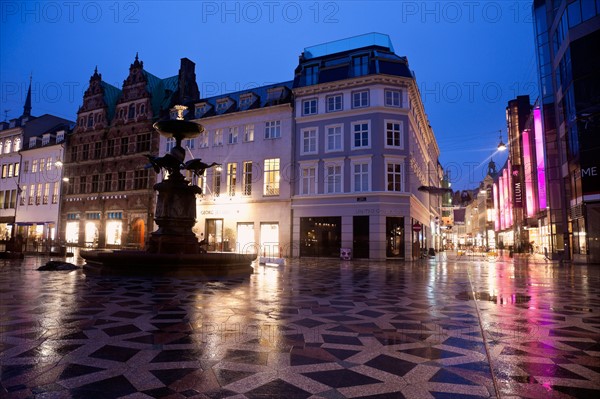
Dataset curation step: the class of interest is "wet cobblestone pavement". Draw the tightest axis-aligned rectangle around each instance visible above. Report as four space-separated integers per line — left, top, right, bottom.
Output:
1 253 599 398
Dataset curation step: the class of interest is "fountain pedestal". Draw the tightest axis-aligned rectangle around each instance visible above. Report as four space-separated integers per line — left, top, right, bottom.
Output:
148 176 202 254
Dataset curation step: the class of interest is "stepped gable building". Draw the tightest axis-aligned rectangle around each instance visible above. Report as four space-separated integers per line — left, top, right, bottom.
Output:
60 55 199 248
291 33 442 260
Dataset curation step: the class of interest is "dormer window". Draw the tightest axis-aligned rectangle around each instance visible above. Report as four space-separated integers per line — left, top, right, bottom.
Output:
304 65 319 86
13 138 21 152
170 110 178 120
29 137 37 149
56 131 64 143
42 134 50 146
216 99 230 112
4 139 12 153
267 87 289 105
352 54 369 77
239 93 257 111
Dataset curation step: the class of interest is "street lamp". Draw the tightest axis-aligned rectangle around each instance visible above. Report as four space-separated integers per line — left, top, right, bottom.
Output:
497 130 507 151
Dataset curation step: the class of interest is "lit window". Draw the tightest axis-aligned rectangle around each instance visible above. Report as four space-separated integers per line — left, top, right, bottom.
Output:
227 163 237 196
228 127 238 144
263 158 280 196
242 161 253 196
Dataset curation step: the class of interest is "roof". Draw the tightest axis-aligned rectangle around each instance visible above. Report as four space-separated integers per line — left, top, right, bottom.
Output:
294 34 413 88
192 81 293 119
99 81 122 121
21 114 73 143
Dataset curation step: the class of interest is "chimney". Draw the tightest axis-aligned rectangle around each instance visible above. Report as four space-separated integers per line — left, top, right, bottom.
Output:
178 58 200 104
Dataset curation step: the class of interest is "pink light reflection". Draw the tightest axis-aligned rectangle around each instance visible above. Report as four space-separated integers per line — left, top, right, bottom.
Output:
534 108 547 209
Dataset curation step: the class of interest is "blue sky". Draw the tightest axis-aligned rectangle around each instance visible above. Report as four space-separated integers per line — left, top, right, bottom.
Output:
0 1 536 189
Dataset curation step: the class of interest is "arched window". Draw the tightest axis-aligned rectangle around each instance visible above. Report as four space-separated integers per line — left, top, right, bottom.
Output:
4 139 12 154
87 115 93 127
119 108 124 119
13 138 21 152
128 104 135 120
140 104 145 114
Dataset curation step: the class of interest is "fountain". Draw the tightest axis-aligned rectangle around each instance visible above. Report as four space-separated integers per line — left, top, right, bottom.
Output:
81 118 255 277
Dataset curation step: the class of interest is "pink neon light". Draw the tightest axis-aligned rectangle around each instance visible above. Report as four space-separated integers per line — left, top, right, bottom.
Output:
522 129 536 217
534 108 547 209
493 183 500 231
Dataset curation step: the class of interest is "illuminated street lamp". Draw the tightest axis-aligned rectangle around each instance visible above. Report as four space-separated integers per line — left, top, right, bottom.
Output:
497 130 507 151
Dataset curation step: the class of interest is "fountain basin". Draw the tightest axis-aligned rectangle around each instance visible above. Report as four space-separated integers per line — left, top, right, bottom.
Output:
81 250 256 278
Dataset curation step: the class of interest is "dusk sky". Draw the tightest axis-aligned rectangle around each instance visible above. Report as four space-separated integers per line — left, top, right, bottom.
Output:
0 1 536 190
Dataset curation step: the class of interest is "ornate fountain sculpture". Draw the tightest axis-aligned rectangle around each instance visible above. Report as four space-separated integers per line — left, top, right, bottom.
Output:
81 113 254 277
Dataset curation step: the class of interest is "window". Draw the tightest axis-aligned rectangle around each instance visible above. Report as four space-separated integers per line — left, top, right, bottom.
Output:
7 163 13 178
325 163 342 194
352 121 370 149
87 115 93 127
385 120 404 148
326 125 343 152
300 165 317 195
228 127 238 144
265 121 281 139
29 185 34 205
107 139 115 157
184 138 195 149
352 90 369 108
29 137 37 149
4 139 12 153
227 163 237 196
82 144 90 159
326 94 343 112
52 183 59 204
385 89 402 107
43 183 49 204
94 142 102 158
91 175 99 192
36 183 42 204
136 133 151 152
14 162 20 177
56 132 64 143
213 169 221 197
121 137 129 155
166 137 175 152
302 99 317 116
70 146 78 162
117 172 126 191
128 104 136 120
32 159 38 173
104 173 112 192
23 161 29 173
79 176 87 194
263 158 280 196
140 104 145 114
42 134 50 146
242 161 253 196
39 158 46 173
199 132 209 148
301 128 318 155
352 54 369 76
243 124 254 142
1 165 6 178
352 161 369 192
214 129 223 146
20 185 27 205
13 138 21 152
46 157 52 171
305 64 319 85
134 170 149 190
386 161 404 192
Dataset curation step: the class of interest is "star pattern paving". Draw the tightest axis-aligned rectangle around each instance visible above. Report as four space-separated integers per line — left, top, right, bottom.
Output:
0 254 599 398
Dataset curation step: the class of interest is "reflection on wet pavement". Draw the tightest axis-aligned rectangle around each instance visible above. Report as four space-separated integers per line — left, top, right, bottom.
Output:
0 255 598 398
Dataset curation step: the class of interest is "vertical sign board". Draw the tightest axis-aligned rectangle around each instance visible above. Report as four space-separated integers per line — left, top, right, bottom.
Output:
512 165 523 208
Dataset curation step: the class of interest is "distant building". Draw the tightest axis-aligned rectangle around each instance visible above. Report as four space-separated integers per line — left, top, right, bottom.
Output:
60 56 199 248
533 0 600 262
0 79 73 251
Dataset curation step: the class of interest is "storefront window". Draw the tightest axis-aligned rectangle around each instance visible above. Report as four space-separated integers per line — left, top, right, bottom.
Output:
106 221 122 246
300 217 341 257
66 222 79 244
386 217 404 258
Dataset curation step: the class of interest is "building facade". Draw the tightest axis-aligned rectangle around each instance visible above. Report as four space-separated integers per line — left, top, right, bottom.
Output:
291 33 442 260
60 56 199 248
533 0 600 262
174 83 294 258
